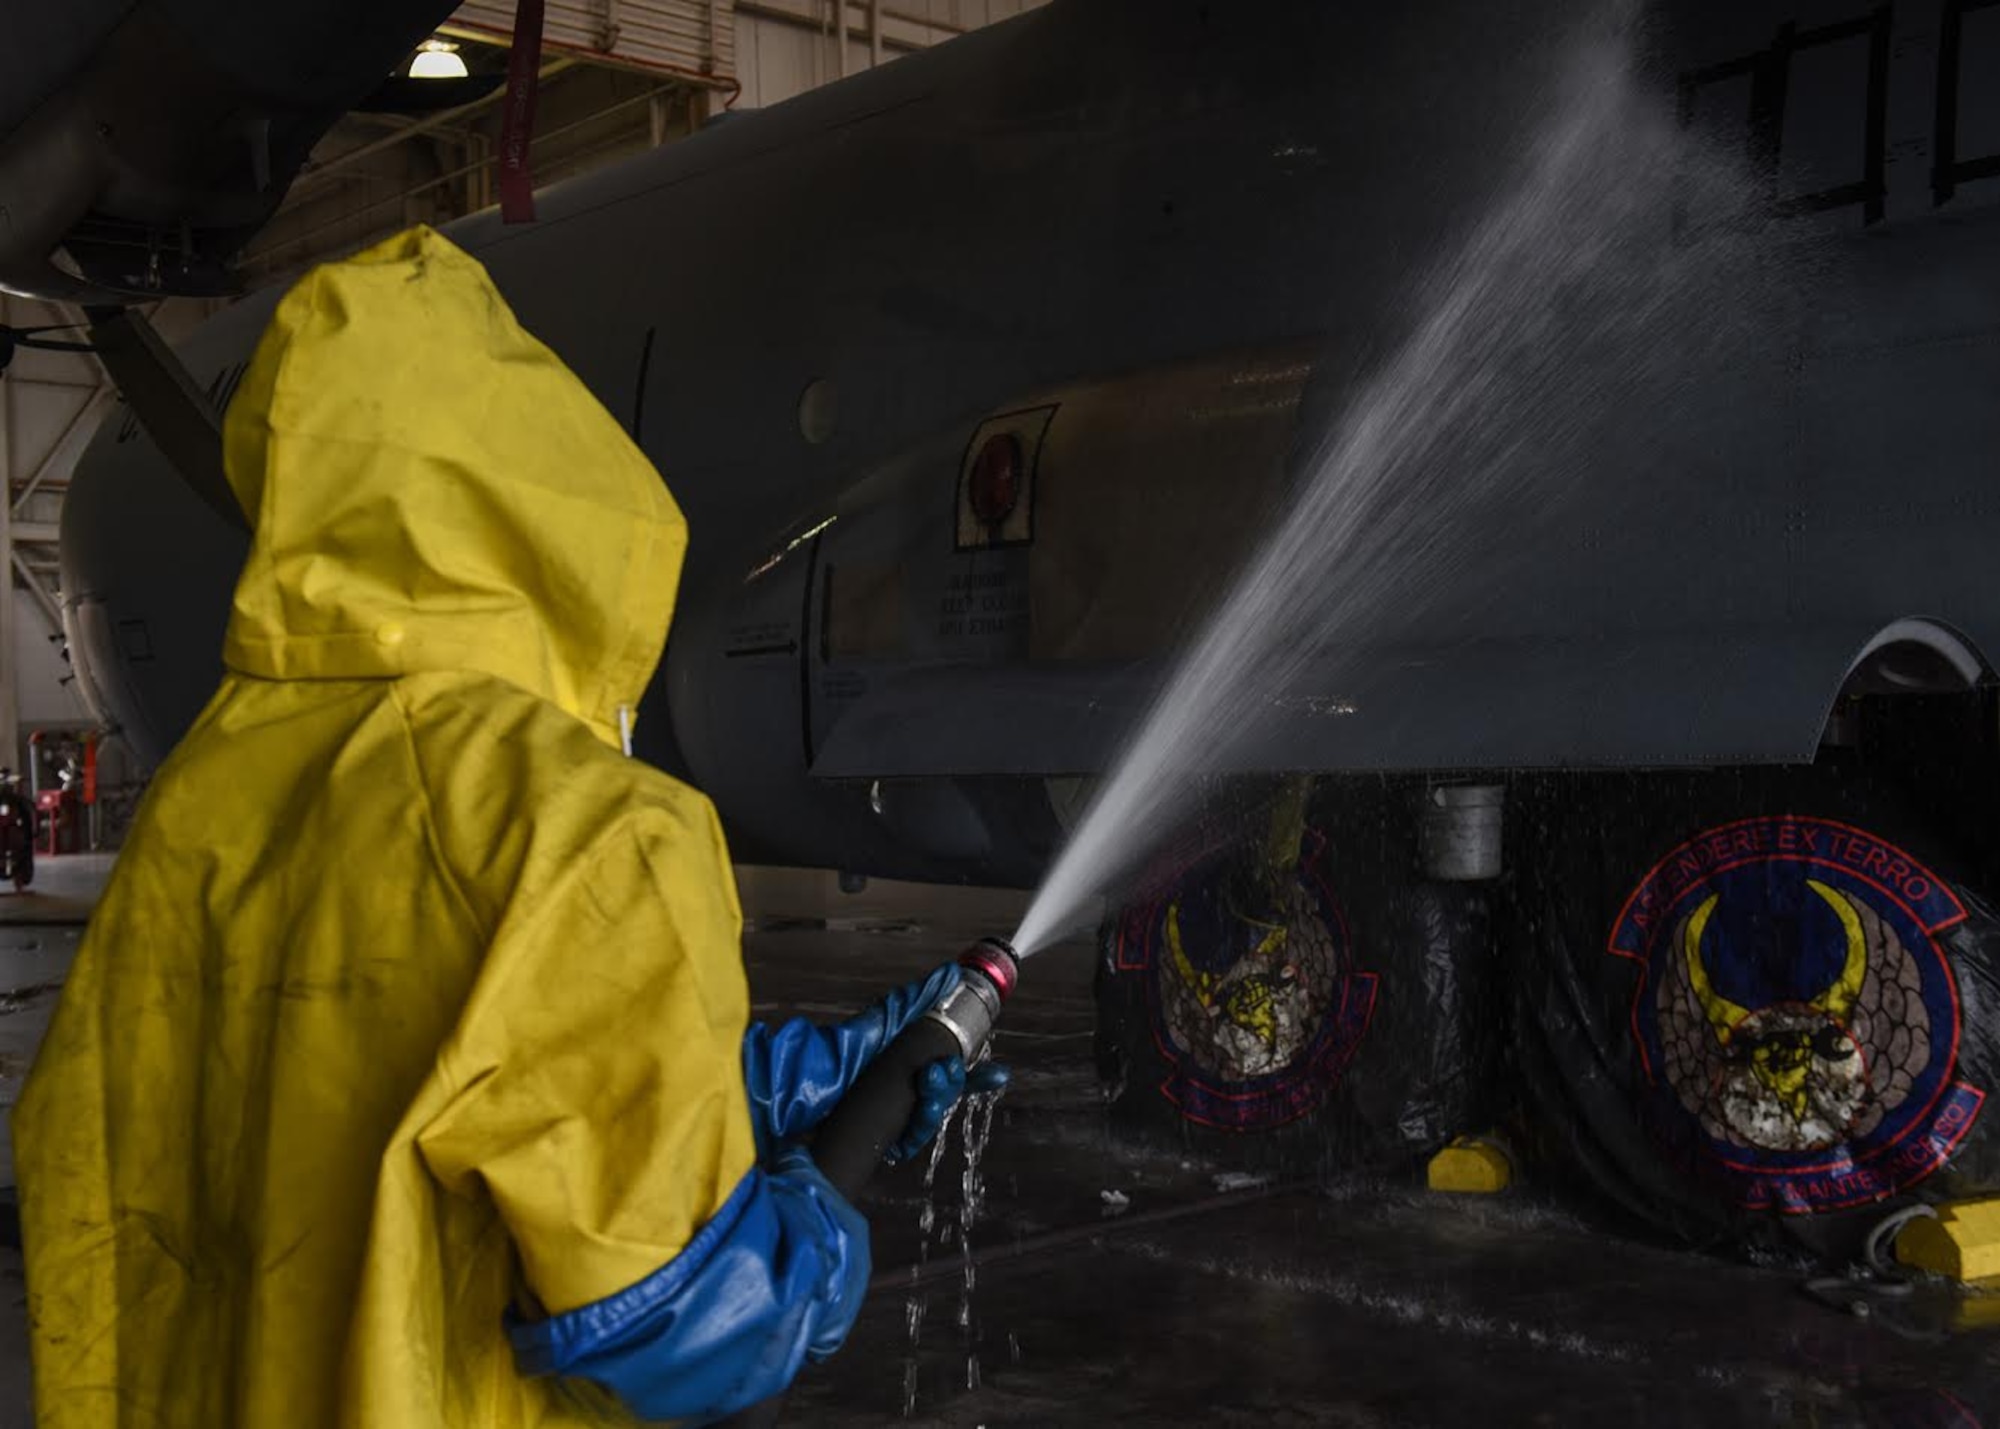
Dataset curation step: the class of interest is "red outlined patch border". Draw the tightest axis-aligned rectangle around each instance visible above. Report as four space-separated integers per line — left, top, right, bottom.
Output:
1605 815 1982 1212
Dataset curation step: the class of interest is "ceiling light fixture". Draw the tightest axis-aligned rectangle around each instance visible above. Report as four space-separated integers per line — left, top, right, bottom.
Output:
409 39 468 80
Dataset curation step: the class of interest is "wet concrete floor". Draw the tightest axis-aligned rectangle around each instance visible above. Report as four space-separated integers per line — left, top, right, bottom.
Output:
0 862 1992 1426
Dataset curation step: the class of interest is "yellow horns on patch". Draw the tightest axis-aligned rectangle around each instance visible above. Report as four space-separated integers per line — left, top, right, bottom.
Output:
1682 880 1870 1045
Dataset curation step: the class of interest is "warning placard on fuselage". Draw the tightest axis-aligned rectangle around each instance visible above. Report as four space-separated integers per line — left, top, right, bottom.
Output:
955 405 1056 551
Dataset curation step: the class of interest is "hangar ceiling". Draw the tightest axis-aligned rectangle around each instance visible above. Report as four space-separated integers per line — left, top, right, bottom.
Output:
244 0 1042 288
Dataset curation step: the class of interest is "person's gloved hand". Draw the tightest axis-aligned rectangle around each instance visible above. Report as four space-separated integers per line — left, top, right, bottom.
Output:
743 963 961 1156
884 1055 1012 1165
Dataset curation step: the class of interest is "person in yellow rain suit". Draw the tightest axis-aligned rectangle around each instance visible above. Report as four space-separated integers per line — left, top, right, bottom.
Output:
14 226 1000 1428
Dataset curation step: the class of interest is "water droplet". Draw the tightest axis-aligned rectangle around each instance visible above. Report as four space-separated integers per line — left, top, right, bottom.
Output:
923 1098 963 1194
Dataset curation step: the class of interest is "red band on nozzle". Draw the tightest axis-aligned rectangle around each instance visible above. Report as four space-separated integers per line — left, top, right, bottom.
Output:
960 937 1020 1003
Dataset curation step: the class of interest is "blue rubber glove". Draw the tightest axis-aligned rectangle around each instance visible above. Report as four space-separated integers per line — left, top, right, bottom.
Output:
742 963 961 1156
507 1145 869 1422
884 1055 1013 1164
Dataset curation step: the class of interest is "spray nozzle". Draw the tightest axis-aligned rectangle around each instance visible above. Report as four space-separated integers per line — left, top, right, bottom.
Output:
923 938 1021 1063
958 937 1020 1004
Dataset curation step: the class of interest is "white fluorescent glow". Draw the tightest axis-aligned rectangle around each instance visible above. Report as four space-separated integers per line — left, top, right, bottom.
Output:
410 43 468 80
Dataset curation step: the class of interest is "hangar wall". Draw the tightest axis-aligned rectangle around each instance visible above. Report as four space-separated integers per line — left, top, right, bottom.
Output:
0 293 218 793
734 0 1045 107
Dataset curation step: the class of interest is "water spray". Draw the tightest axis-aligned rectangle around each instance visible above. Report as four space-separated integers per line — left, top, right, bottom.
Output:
812 938 1020 1194
1008 29 1765 959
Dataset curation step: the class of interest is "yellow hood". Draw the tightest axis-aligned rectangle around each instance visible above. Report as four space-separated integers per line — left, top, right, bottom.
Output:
221 226 684 745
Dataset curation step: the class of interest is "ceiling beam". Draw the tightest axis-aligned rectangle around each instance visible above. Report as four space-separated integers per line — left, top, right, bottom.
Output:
292 57 580 196
10 552 61 634
249 83 673 270
14 387 110 516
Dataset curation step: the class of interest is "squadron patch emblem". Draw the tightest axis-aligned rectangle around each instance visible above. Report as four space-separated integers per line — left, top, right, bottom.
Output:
1609 816 1985 1214
1111 833 1377 1130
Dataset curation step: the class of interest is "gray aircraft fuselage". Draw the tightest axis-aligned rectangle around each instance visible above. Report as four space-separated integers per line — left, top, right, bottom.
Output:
58 0 2000 884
